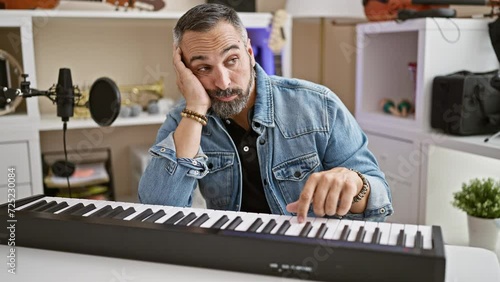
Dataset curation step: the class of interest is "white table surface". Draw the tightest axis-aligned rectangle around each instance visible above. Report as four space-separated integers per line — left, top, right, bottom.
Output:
1 244 499 282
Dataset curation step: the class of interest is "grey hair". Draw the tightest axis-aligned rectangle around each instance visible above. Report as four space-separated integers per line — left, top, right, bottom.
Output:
173 3 248 47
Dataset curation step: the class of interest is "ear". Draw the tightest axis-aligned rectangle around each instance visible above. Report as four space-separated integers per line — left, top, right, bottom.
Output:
246 38 256 67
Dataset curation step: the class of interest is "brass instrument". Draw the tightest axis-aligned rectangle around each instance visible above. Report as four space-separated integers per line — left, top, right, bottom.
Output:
74 78 164 119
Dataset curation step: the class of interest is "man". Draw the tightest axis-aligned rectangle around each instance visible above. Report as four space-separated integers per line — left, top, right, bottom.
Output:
139 3 393 223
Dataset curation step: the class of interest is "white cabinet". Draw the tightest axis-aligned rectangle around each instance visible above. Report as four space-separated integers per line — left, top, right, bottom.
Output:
0 15 43 200
365 132 420 224
356 18 499 226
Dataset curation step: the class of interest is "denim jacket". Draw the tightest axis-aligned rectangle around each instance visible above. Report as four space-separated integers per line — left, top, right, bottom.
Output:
139 64 393 221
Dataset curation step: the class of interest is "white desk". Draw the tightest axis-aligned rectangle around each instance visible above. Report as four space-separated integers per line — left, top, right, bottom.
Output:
1 245 498 282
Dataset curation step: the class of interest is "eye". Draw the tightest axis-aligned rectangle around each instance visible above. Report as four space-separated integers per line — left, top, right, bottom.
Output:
196 66 210 73
226 57 239 66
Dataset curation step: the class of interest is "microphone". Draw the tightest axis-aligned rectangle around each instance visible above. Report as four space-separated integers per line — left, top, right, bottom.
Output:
56 68 75 122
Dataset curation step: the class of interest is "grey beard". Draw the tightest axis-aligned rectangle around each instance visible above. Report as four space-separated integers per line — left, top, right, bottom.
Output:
208 66 255 119
209 90 250 119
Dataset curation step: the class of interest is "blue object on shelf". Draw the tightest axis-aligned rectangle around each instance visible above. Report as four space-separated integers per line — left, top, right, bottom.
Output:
247 27 275 76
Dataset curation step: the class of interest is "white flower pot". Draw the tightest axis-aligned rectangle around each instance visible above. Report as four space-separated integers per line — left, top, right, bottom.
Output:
467 215 500 251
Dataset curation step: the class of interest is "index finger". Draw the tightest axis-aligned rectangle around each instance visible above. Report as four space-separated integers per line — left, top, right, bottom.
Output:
297 175 318 223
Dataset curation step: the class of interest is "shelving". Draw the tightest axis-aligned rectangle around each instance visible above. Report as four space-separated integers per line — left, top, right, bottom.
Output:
356 17 499 226
356 18 498 133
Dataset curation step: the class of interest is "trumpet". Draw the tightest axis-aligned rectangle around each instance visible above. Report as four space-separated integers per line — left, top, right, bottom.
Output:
74 78 165 119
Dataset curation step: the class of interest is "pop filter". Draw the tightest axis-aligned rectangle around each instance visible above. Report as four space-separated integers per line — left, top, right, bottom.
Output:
88 77 121 127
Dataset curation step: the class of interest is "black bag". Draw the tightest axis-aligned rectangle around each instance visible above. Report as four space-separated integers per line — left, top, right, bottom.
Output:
431 70 500 136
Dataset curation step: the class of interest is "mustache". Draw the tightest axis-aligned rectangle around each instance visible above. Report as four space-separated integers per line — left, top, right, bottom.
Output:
207 88 243 98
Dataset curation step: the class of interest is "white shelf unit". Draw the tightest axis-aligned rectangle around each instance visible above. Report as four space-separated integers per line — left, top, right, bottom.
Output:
0 15 43 202
0 9 292 201
355 18 499 226
356 18 497 132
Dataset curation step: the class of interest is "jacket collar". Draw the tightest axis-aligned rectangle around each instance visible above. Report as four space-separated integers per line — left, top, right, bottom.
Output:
252 63 275 128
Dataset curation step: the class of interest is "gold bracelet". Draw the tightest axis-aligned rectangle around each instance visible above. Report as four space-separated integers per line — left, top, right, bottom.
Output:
180 111 207 126
182 108 207 123
349 168 369 203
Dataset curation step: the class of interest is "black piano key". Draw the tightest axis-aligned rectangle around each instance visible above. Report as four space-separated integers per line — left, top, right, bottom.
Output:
131 208 154 221
163 211 184 224
210 215 229 229
89 205 113 217
397 229 406 247
176 212 197 226
190 213 210 227
143 210 166 223
355 226 366 242
72 204 97 216
261 219 277 234
20 200 47 211
299 222 313 237
276 220 291 235
59 203 85 215
101 206 125 219
340 225 351 241
247 218 264 232
315 223 328 239
113 207 136 220
371 227 381 244
225 216 243 231
44 202 69 213
414 231 423 249
31 201 58 212
1 194 44 209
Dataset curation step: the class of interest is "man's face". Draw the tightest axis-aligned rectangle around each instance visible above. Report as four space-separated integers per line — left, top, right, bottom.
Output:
180 22 256 118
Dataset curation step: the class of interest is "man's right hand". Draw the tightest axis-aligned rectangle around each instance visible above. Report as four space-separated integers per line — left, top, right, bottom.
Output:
173 46 211 113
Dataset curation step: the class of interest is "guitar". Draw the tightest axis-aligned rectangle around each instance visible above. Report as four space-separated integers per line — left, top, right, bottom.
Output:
268 9 288 76
0 0 166 11
0 0 60 9
364 0 500 21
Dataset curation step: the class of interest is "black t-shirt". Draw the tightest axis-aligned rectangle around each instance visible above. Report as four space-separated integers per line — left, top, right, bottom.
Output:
223 113 271 214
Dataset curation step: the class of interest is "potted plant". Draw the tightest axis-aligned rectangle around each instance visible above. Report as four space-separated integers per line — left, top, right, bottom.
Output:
452 177 500 251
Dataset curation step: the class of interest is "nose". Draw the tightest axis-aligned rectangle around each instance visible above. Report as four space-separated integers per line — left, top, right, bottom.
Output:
213 66 231 90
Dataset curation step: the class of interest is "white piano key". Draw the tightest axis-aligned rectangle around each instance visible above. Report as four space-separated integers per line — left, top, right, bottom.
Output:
123 204 155 221
347 220 366 242
254 214 281 233
154 206 186 224
307 218 328 238
223 211 253 230
269 215 293 234
322 218 341 239
418 225 433 250
332 220 353 240
284 216 313 236
404 224 418 248
184 208 213 226
198 210 237 229
81 201 110 216
377 222 392 245
15 196 50 211
362 221 379 244
388 223 405 246
234 213 258 232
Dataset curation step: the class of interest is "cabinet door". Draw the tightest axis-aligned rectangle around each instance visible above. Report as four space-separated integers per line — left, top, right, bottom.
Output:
0 142 31 187
365 132 420 224
0 183 32 204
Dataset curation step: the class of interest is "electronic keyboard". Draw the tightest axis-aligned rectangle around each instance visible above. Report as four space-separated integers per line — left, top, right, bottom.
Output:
0 195 446 282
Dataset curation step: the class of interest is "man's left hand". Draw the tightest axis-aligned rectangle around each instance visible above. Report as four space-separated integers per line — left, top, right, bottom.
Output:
286 167 365 223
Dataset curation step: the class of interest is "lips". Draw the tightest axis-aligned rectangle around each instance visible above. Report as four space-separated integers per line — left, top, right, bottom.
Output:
216 95 238 102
